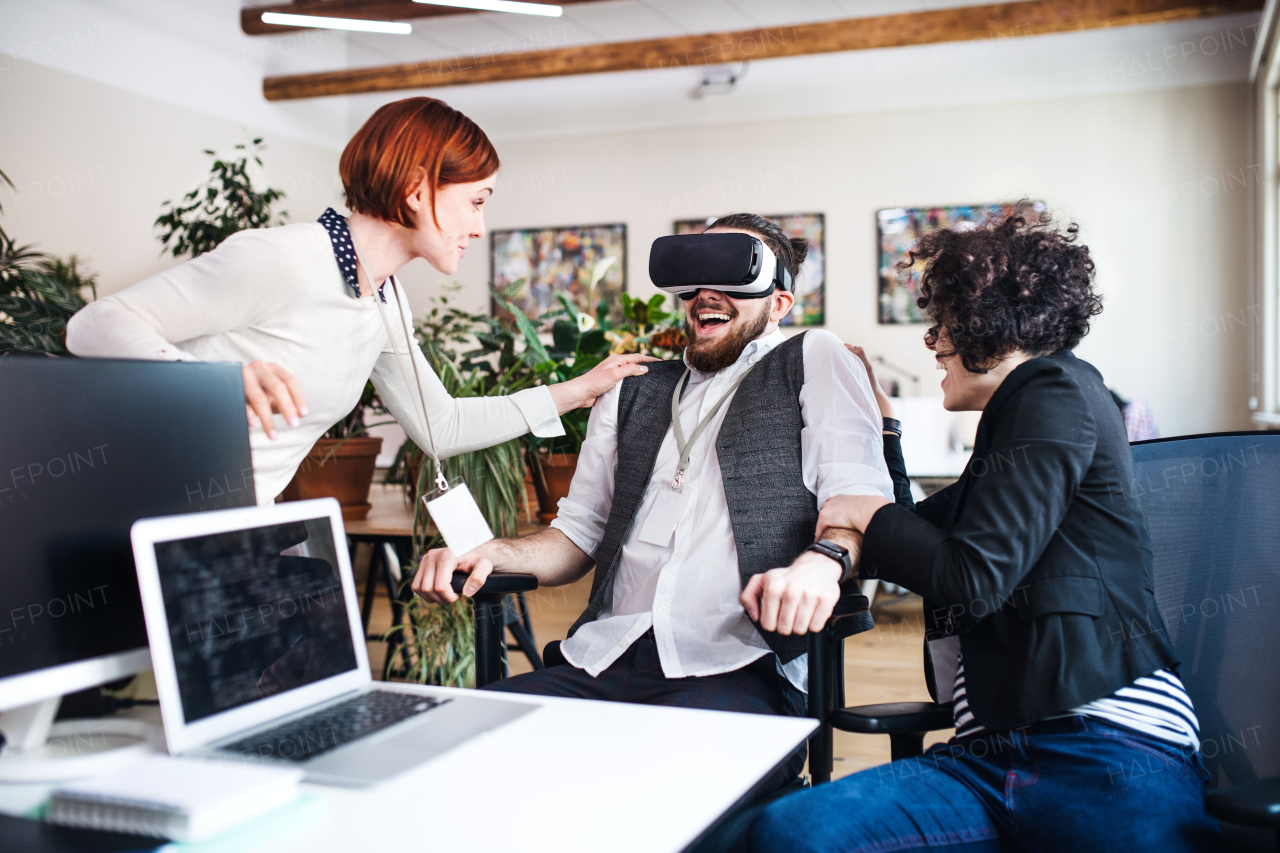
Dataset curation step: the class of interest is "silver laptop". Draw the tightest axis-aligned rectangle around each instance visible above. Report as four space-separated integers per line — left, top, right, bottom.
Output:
130 497 534 787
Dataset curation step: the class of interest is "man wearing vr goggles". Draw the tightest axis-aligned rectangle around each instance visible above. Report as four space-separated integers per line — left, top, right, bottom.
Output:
412 213 892 786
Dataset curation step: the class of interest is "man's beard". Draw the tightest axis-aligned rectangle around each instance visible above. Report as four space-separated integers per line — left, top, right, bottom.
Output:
684 299 771 373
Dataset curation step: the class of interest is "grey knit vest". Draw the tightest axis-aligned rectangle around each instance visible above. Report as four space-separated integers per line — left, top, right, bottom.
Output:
567 331 814 663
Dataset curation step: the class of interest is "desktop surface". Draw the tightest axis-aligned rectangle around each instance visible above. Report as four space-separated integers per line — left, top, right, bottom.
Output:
0 694 816 853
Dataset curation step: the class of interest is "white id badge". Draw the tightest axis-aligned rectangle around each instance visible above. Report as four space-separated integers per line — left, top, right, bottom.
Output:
636 488 691 547
423 482 494 556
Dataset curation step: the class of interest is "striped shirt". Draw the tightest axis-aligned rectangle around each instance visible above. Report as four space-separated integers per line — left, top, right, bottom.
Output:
953 656 1200 749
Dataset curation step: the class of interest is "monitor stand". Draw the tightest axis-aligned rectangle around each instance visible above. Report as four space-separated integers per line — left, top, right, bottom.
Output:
0 698 163 783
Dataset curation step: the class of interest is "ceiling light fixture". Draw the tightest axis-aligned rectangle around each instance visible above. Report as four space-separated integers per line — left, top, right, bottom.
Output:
411 0 563 18
692 64 748 100
260 12 413 34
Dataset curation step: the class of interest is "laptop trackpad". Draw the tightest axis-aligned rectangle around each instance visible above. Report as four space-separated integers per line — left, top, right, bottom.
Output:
303 694 536 786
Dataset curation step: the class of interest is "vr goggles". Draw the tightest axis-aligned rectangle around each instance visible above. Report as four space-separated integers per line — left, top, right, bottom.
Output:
649 233 794 300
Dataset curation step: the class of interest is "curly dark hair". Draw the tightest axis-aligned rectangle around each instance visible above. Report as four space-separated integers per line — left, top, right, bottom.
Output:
903 209 1102 373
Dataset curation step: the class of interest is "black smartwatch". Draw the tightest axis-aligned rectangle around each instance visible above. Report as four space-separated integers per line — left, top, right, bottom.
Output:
806 539 854 583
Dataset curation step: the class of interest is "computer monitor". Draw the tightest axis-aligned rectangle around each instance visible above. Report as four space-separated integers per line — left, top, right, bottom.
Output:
0 358 255 759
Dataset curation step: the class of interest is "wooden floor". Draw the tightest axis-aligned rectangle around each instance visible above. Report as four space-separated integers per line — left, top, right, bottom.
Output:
363 564 952 780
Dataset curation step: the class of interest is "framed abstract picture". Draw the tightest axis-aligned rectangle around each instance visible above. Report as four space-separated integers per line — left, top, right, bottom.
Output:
490 223 627 325
674 213 825 327
877 201 1045 324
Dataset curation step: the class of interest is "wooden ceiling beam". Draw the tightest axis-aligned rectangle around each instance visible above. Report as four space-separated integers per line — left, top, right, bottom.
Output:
262 0 1263 100
242 0 593 36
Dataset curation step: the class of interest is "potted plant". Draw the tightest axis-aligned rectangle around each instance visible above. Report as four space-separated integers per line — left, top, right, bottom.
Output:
1 168 100 355
493 287 686 523
383 285 683 687
384 288 535 687
154 139 287 258
278 383 387 521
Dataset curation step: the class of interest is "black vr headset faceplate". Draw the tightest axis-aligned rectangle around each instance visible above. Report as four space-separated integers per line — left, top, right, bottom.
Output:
649 233 792 300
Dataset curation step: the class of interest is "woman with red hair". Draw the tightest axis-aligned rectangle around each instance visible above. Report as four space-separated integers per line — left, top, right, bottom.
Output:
68 98 649 503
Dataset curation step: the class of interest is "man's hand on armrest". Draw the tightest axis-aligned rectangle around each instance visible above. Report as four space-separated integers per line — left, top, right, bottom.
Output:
739 528 863 636
411 526 593 604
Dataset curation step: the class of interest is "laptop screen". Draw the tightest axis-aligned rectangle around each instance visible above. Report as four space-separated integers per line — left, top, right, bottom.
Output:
152 517 359 723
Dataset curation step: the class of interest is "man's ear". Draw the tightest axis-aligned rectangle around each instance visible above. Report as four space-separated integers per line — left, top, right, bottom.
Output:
770 290 796 324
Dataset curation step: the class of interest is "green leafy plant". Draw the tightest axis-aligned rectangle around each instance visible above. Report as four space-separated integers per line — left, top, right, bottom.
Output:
493 285 686 453
385 595 475 689
383 284 685 686
0 167 99 355
383 288 536 686
154 139 287 258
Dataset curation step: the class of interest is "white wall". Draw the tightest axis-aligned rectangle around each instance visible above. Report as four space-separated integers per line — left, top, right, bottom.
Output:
1 59 1254 437
0 57 489 325
0 59 345 296
450 82 1255 437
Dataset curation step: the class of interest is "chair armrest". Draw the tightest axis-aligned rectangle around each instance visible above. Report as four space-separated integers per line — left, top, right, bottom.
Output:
451 570 539 597
831 702 955 735
827 588 873 640
1205 777 1280 829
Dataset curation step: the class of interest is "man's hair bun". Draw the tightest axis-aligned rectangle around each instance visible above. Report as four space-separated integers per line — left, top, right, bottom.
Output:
789 237 809 270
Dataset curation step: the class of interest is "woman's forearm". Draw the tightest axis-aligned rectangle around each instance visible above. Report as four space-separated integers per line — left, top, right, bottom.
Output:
66 298 197 361
371 353 563 460
882 432 915 509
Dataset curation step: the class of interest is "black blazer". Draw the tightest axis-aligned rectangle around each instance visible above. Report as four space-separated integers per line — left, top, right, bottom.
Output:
863 351 1180 730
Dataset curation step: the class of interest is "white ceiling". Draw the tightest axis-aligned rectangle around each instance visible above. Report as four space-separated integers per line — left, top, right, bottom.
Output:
1 0 1263 149
331 0 1021 70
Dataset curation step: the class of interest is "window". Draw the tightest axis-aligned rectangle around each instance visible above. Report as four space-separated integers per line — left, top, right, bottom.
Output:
1254 3 1280 427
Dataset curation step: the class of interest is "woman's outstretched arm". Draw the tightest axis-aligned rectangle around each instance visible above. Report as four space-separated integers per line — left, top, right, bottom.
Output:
370 282 652 460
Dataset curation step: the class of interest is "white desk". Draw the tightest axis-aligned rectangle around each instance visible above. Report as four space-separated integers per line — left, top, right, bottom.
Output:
0 690 816 853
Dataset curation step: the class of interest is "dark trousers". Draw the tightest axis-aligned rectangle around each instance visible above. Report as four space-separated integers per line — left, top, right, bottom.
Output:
484 631 808 790
751 715 1222 853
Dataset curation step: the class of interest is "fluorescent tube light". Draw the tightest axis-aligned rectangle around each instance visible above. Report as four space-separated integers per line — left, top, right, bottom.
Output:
260 12 413 34
412 0 563 17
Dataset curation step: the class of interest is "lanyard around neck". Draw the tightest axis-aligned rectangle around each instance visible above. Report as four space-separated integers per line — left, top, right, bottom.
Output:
351 239 449 494
669 363 757 492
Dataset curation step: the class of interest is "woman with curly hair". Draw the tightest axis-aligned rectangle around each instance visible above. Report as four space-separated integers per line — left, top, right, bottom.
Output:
751 211 1220 852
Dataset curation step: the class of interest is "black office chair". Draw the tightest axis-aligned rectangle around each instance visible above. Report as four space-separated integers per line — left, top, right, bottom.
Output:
458 568 876 779
810 432 1280 850
447 569 543 685
373 546 544 683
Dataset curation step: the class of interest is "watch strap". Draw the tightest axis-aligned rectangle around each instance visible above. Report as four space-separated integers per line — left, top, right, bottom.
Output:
807 539 853 583
882 417 902 436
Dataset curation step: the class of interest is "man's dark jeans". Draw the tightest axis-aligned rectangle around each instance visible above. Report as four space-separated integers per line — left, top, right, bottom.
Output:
751 715 1221 853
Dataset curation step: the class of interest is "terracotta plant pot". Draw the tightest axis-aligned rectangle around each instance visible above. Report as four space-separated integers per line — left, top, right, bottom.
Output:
526 451 578 525
280 436 383 521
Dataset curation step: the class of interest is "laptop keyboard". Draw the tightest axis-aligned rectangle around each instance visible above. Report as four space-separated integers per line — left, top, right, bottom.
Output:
220 690 449 763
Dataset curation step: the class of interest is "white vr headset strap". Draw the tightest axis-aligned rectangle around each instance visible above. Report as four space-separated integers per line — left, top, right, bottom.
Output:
756 242 794 293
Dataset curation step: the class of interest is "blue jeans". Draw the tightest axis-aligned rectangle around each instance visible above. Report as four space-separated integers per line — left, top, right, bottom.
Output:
751 716 1221 853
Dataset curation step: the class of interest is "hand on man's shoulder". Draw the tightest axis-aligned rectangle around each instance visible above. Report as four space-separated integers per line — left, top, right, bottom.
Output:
803 328 866 368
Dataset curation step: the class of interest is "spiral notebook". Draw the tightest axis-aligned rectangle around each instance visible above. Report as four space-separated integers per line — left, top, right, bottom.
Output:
47 756 303 843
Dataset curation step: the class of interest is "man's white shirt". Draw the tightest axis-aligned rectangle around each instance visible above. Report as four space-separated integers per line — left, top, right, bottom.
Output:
551 329 893 693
